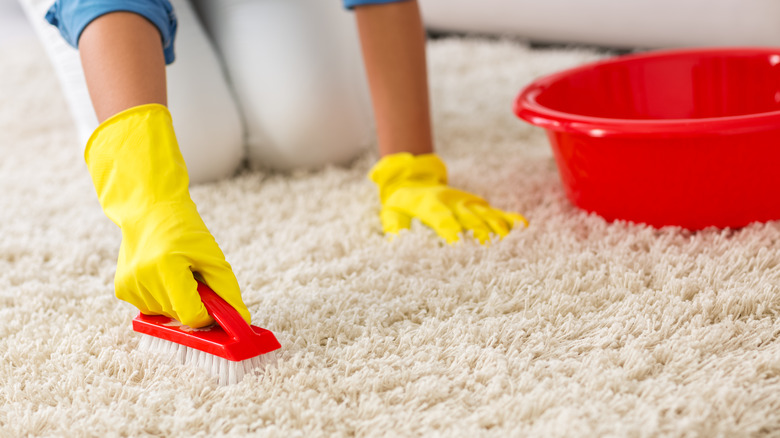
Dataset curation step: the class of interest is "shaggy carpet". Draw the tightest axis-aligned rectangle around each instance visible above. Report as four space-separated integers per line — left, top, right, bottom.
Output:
2 35 780 437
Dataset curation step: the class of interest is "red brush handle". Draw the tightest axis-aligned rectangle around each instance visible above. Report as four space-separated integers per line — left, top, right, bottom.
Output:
134 280 280 361
196 281 255 341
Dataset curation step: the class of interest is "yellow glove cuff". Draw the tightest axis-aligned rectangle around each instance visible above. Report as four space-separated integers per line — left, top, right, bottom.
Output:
85 103 190 226
369 153 448 203
84 104 251 328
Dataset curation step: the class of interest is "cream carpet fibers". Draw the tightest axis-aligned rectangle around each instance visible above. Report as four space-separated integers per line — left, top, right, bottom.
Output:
2 36 780 437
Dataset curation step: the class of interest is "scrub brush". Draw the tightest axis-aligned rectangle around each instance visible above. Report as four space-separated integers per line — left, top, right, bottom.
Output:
134 281 281 385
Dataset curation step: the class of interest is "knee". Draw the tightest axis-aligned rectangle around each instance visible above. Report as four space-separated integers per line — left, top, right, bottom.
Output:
166 0 245 184
170 104 244 185
246 81 375 171
168 59 245 184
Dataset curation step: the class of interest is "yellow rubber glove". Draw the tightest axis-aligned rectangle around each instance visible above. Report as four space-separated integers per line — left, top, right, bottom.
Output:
85 104 250 328
369 153 528 244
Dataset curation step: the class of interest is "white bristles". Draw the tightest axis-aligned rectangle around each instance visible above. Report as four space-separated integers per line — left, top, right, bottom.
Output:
136 334 276 385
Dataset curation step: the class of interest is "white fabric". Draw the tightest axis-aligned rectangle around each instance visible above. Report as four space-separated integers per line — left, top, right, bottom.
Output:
192 0 374 171
17 0 98 149
18 0 245 184
18 0 373 181
4 35 780 436
419 0 780 48
164 0 245 184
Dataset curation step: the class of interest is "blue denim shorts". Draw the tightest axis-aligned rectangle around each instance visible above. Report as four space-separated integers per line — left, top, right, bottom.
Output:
344 0 408 9
45 0 177 64
45 0 409 65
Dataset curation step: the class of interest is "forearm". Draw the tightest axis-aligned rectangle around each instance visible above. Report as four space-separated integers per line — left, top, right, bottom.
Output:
354 0 434 157
78 12 167 122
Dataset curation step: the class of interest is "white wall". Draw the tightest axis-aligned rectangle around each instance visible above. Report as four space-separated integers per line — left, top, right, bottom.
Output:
419 0 780 49
0 0 33 46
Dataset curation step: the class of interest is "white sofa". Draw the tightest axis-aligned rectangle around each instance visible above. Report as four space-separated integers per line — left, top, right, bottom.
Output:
419 0 780 49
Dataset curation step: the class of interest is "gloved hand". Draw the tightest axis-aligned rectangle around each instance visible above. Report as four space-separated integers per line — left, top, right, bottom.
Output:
369 152 528 244
85 104 250 328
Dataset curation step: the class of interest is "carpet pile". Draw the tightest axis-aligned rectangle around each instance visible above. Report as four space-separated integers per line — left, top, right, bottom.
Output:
1 36 779 436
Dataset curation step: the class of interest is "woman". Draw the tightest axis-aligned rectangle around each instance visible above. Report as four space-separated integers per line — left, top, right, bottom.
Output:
29 0 526 328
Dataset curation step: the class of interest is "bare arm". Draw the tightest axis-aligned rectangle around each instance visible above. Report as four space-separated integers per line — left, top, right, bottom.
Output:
78 12 167 122
354 0 434 157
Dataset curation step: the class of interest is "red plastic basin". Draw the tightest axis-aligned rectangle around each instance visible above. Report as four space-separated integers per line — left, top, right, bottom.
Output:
514 47 780 230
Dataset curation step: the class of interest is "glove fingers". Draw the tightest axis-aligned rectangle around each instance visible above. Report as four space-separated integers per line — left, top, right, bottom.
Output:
380 207 412 235
115 274 172 319
159 258 214 328
469 203 512 237
472 203 529 233
195 259 251 325
472 203 531 242
452 202 494 244
419 202 464 244
115 248 176 319
502 211 529 228
383 204 464 243
386 190 465 243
